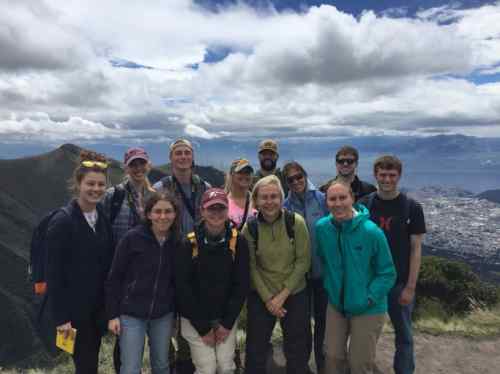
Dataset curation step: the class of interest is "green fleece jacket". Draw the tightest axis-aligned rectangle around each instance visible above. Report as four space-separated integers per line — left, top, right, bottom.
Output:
242 210 311 302
315 204 396 316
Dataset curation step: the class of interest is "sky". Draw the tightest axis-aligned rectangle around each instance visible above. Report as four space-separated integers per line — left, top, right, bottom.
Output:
1 0 500 148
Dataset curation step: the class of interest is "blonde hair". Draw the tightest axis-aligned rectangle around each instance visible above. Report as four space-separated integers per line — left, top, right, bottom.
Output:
251 175 284 208
69 150 108 196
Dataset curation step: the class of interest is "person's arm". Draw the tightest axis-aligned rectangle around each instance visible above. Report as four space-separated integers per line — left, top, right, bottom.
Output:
241 223 274 302
220 235 250 330
281 214 311 293
367 228 397 305
399 234 423 305
47 213 73 327
173 240 212 336
106 234 131 320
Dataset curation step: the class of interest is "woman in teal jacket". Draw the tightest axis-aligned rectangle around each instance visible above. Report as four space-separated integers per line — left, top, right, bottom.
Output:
315 181 396 374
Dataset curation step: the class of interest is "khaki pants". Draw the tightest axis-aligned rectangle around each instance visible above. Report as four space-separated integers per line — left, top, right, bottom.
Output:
324 305 386 374
181 317 237 374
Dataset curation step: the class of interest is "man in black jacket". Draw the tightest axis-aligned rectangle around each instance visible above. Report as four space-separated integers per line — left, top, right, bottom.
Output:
319 145 376 201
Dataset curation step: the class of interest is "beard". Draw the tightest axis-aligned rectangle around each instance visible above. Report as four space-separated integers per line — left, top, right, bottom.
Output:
260 158 277 171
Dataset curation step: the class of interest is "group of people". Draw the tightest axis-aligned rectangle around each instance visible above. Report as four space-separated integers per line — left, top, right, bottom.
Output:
46 138 426 374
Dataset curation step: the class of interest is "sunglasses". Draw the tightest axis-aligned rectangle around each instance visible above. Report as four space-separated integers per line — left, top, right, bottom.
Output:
81 160 108 169
287 174 304 184
336 158 356 165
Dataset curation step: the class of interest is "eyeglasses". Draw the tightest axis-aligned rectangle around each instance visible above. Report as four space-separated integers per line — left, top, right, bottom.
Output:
336 158 356 166
81 160 108 169
287 174 304 184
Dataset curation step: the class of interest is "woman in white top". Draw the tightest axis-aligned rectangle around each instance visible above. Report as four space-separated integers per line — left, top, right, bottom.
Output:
225 158 256 229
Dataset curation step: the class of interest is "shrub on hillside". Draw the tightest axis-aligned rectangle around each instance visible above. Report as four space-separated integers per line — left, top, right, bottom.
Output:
415 256 500 318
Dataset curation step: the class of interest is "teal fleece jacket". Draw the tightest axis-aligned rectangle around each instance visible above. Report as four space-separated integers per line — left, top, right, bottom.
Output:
315 204 396 316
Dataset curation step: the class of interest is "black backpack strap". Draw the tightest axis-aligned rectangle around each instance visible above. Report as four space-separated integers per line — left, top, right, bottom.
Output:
172 175 196 221
246 216 259 253
109 185 126 224
238 192 251 230
283 209 295 241
364 191 377 215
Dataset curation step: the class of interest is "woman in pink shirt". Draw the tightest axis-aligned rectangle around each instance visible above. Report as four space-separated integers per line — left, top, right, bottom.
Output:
225 158 256 229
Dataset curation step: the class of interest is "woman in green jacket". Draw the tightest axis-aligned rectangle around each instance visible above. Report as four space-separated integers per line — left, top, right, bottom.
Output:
315 181 396 374
242 175 312 374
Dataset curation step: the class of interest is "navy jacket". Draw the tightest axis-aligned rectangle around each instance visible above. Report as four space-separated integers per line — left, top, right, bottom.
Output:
47 199 114 327
106 224 181 320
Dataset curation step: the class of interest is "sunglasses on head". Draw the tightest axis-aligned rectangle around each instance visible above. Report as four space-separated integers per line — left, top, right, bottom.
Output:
81 160 108 169
336 158 356 166
287 174 304 184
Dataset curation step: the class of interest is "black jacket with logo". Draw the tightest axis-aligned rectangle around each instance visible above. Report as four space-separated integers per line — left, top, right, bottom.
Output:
106 224 182 320
174 222 250 336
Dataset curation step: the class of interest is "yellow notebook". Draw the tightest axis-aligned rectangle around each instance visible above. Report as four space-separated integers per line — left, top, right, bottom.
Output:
56 328 77 354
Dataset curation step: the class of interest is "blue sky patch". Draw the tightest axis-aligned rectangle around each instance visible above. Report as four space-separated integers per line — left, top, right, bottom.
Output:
109 58 154 69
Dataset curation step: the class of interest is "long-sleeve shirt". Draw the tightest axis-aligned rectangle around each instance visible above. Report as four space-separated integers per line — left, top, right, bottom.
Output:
242 210 311 302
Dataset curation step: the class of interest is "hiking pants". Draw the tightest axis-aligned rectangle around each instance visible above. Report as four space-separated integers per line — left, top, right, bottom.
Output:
308 278 328 372
245 289 311 374
324 305 385 374
72 318 103 374
388 284 415 374
180 317 238 374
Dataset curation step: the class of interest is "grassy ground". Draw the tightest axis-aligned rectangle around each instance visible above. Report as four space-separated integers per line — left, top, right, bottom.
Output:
2 304 500 373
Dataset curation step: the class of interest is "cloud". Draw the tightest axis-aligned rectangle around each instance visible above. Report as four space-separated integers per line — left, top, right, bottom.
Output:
1 0 500 144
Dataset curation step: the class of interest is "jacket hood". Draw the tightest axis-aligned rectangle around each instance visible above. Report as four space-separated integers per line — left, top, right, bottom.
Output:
329 203 369 232
286 178 318 200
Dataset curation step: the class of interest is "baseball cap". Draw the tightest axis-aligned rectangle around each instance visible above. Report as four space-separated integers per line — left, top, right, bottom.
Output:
230 158 254 174
201 188 229 209
124 147 149 166
170 138 193 153
258 139 278 154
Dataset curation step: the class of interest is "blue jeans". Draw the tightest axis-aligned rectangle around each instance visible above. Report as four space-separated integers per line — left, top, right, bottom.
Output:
120 313 174 374
388 284 415 374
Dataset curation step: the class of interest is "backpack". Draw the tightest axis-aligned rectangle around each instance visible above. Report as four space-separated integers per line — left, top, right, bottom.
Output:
28 207 71 296
363 192 412 227
186 228 239 260
246 209 295 252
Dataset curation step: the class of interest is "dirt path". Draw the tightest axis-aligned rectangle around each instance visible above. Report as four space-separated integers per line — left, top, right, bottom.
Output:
270 332 500 373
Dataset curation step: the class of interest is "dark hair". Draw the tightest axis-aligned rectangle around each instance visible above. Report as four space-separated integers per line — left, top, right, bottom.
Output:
373 155 403 175
282 161 308 181
143 192 182 241
335 146 359 162
69 150 108 195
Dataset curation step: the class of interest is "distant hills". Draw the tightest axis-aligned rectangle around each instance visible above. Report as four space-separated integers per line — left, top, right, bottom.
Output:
477 189 500 204
0 144 223 367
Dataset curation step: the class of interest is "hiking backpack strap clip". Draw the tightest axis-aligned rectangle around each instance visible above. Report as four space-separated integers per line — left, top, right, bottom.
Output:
187 231 199 259
247 209 295 253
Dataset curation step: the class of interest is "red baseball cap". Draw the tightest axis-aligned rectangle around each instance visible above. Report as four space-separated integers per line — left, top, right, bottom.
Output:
124 147 149 166
201 188 229 209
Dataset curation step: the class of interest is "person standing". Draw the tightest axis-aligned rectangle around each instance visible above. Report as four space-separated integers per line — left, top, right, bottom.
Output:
282 161 329 373
320 146 376 201
316 181 396 374
153 138 211 374
225 158 257 229
153 138 211 235
47 151 114 374
174 188 250 374
253 139 288 196
107 192 181 374
243 175 311 374
360 155 426 374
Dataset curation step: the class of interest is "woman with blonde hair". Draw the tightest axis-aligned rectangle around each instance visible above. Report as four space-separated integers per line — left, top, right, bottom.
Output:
225 158 256 229
243 175 312 374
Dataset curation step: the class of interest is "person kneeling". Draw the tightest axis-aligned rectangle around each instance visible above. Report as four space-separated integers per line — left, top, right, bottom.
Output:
174 188 250 374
